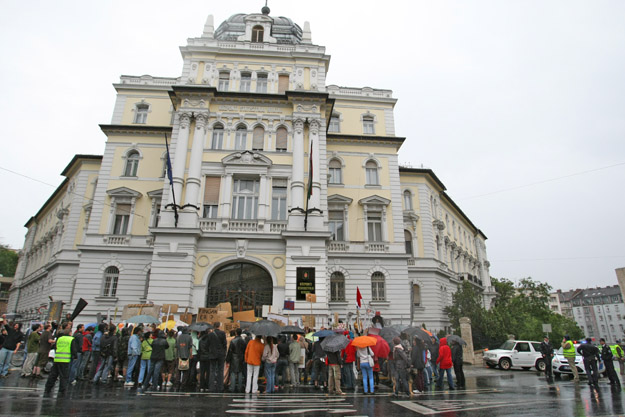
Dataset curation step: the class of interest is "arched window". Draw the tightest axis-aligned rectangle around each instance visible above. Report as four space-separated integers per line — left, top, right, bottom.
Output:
103 266 119 297
252 25 264 42
134 103 149 124
371 272 385 301
124 150 140 177
328 159 342 184
276 127 288 152
365 160 379 185
403 190 413 210
362 116 375 134
330 272 345 302
235 125 247 150
252 126 264 150
212 123 224 149
405 230 413 256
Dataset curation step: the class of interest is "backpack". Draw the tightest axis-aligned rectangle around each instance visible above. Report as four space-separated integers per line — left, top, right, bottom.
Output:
118 335 129 360
101 336 115 357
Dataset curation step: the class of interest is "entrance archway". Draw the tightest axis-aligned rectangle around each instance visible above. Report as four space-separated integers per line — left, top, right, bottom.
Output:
206 262 273 318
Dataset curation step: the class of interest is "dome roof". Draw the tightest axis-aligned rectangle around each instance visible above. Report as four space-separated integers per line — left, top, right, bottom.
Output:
214 13 303 44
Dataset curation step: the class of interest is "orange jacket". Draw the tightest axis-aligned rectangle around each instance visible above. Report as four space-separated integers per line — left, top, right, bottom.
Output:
245 338 265 366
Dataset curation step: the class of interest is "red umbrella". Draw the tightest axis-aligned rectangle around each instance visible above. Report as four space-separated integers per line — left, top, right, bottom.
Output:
369 334 390 359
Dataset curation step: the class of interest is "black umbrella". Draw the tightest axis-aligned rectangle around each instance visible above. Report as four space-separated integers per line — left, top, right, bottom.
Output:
390 324 410 333
446 334 467 346
250 320 281 337
313 329 335 338
189 322 213 332
280 325 305 335
320 334 350 352
403 327 435 346
379 326 401 346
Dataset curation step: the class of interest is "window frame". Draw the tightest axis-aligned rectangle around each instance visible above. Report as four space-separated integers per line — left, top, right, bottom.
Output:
256 73 268 93
123 150 140 177
371 272 385 301
212 124 224 150
134 103 149 124
362 116 375 134
328 159 342 184
231 178 259 220
330 272 345 302
103 266 119 297
218 72 230 91
234 125 247 150
365 160 379 185
240 73 252 92
251 25 264 42
271 184 287 220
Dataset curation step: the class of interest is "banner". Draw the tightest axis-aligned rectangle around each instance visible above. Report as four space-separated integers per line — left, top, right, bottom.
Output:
48 301 64 322
122 304 161 320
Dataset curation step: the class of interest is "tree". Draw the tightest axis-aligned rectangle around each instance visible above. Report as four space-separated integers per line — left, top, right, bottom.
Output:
0 245 18 277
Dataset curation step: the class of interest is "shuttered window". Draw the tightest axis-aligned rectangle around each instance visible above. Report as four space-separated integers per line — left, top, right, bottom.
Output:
278 75 289 93
203 177 221 218
252 126 264 150
276 127 287 151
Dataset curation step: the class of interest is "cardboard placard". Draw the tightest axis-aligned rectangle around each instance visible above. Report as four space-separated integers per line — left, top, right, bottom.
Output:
283 300 295 311
233 310 256 323
306 293 317 303
162 315 175 322
197 308 218 323
223 322 240 333
162 304 179 314
122 304 161 320
267 313 288 326
180 313 193 324
302 315 316 329
48 301 64 322
216 302 232 318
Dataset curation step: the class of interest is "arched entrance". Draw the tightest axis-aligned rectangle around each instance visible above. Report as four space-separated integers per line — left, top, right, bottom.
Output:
206 262 273 318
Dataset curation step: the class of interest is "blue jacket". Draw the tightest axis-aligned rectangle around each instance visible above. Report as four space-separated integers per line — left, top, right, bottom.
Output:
92 331 102 352
127 334 141 356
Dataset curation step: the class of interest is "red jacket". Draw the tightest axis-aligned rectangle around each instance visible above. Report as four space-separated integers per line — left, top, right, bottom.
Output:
82 331 93 353
342 341 356 363
436 337 453 369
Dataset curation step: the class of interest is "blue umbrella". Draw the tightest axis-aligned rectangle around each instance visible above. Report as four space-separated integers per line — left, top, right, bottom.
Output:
313 329 334 338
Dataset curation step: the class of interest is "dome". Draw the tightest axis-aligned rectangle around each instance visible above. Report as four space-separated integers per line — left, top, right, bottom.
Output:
214 13 303 44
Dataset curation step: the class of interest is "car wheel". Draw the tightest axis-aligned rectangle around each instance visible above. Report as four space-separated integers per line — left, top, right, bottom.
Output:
554 372 561 379
499 358 512 370
535 359 546 372
486 363 497 369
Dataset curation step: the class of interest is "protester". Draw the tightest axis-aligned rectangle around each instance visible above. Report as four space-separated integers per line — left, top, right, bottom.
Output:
436 337 454 390
356 345 375 394
600 338 620 386
341 337 355 391
276 336 290 389
311 337 327 391
0 322 23 377
392 337 410 397
139 331 153 386
93 325 117 384
175 328 193 389
115 326 130 382
562 335 579 381
410 337 426 394
69 324 84 384
77 326 93 380
21 324 41 378
208 322 227 392
163 329 176 387
429 336 439 381
43 327 79 397
245 335 265 394
288 334 303 387
577 338 600 388
125 327 142 386
540 336 554 382
226 328 246 393
198 329 212 391
326 345 345 395
88 324 104 380
144 330 168 390
262 336 279 393
451 340 465 389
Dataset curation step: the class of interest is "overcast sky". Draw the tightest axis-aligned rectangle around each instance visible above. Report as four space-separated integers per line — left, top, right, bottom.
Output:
1 1 624 291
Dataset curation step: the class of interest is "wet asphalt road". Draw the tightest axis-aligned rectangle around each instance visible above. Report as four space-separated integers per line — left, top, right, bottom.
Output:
0 366 623 416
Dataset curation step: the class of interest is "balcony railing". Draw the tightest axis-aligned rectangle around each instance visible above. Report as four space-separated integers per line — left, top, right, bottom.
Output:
327 241 389 253
103 235 129 246
328 241 349 252
198 219 287 234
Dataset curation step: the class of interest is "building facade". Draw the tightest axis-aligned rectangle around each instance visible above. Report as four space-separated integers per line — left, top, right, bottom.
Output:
9 8 493 332
568 285 625 342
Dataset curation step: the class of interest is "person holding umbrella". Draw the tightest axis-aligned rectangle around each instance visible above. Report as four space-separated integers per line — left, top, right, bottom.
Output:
321 334 349 395
450 339 465 389
262 336 279 393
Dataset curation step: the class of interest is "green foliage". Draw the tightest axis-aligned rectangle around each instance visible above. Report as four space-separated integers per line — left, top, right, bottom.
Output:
0 245 18 277
446 276 584 349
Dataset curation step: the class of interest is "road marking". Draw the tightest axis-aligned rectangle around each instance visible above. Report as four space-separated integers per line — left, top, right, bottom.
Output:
226 393 357 415
393 399 525 415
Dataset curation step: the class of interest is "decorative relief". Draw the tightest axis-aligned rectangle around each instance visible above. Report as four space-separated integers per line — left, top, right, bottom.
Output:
183 99 206 108
179 112 192 128
195 112 209 129
272 257 284 269
197 255 210 267
294 118 304 134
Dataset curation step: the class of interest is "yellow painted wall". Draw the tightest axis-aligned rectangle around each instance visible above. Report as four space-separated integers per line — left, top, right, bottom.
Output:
194 252 286 287
119 92 172 126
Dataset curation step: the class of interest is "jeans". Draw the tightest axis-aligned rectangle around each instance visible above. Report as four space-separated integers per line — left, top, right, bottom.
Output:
88 351 101 380
69 352 82 382
424 363 432 385
342 362 354 389
144 359 164 389
361 362 374 393
288 362 300 386
245 364 260 393
126 355 140 383
93 356 114 383
264 362 276 393
230 370 244 392
77 351 90 379
0 348 15 376
437 367 454 389
139 359 152 384
276 357 289 386
209 357 225 392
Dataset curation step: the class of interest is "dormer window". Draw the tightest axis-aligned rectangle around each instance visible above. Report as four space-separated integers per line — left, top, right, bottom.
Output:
252 25 264 42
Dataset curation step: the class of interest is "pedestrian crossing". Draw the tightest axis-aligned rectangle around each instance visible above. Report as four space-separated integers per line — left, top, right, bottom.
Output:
226 393 357 415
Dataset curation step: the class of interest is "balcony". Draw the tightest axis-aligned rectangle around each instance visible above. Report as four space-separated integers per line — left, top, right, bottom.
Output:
103 235 130 246
327 241 389 254
198 219 287 234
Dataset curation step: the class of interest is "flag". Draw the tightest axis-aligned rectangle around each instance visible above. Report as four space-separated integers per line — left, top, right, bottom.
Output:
356 286 363 308
164 134 174 186
70 298 88 321
304 138 313 230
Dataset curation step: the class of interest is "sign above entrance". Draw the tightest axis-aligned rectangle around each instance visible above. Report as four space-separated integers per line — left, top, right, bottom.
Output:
296 267 316 301
217 105 284 114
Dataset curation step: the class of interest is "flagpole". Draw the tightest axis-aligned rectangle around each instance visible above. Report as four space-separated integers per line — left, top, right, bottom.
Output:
164 134 179 227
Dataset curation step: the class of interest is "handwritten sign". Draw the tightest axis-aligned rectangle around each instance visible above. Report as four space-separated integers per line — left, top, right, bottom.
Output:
197 308 218 323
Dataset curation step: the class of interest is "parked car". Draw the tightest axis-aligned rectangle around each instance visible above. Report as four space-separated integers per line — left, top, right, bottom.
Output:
552 344 605 378
483 340 546 371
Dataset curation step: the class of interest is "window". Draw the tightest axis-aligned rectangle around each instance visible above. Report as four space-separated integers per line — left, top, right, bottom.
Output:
113 204 131 235
330 272 345 302
329 116 340 132
371 272 385 301
256 74 268 93
413 284 421 306
218 72 229 91
328 159 342 184
203 177 221 218
405 230 413 256
271 181 287 220
363 116 374 134
515 342 530 352
367 211 383 241
278 74 289 93
212 124 224 149
251 25 264 42
276 127 288 151
232 179 259 219
403 190 413 210
103 266 119 297
252 126 264 151
134 104 149 124
235 126 247 150
329 210 344 241
365 160 379 185
124 150 140 177
240 73 251 92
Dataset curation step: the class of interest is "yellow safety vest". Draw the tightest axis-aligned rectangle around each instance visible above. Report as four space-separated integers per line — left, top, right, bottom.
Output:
563 341 576 358
55 336 74 363
610 344 623 358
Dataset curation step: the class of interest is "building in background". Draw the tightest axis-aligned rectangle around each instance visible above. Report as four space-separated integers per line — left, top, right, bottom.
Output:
568 285 625 342
9 7 493 332
0 276 13 315
549 289 580 319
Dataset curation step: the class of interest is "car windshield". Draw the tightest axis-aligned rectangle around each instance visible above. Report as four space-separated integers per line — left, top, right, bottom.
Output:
499 341 516 350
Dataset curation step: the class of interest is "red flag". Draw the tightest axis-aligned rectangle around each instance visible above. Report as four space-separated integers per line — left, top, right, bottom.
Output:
356 287 363 308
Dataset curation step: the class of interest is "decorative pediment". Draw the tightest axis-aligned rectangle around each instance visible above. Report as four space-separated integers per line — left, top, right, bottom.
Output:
358 195 390 206
106 187 142 198
222 151 272 167
327 194 353 205
147 189 163 199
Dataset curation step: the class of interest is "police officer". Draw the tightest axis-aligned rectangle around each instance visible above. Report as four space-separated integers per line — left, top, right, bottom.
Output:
611 340 624 380
540 336 554 382
577 338 600 388
44 325 79 397
561 335 578 381
601 338 621 386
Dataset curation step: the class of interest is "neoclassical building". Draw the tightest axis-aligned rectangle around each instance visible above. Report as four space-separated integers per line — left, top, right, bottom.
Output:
9 8 494 332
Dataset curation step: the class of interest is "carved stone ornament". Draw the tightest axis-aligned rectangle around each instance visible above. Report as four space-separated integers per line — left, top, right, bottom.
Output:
309 119 320 135
195 112 209 129
179 112 192 128
294 118 304 134
183 99 206 108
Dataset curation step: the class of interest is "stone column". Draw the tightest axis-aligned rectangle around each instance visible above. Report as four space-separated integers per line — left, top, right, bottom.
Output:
290 118 305 210
170 112 192 206
184 112 208 207
459 317 475 365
